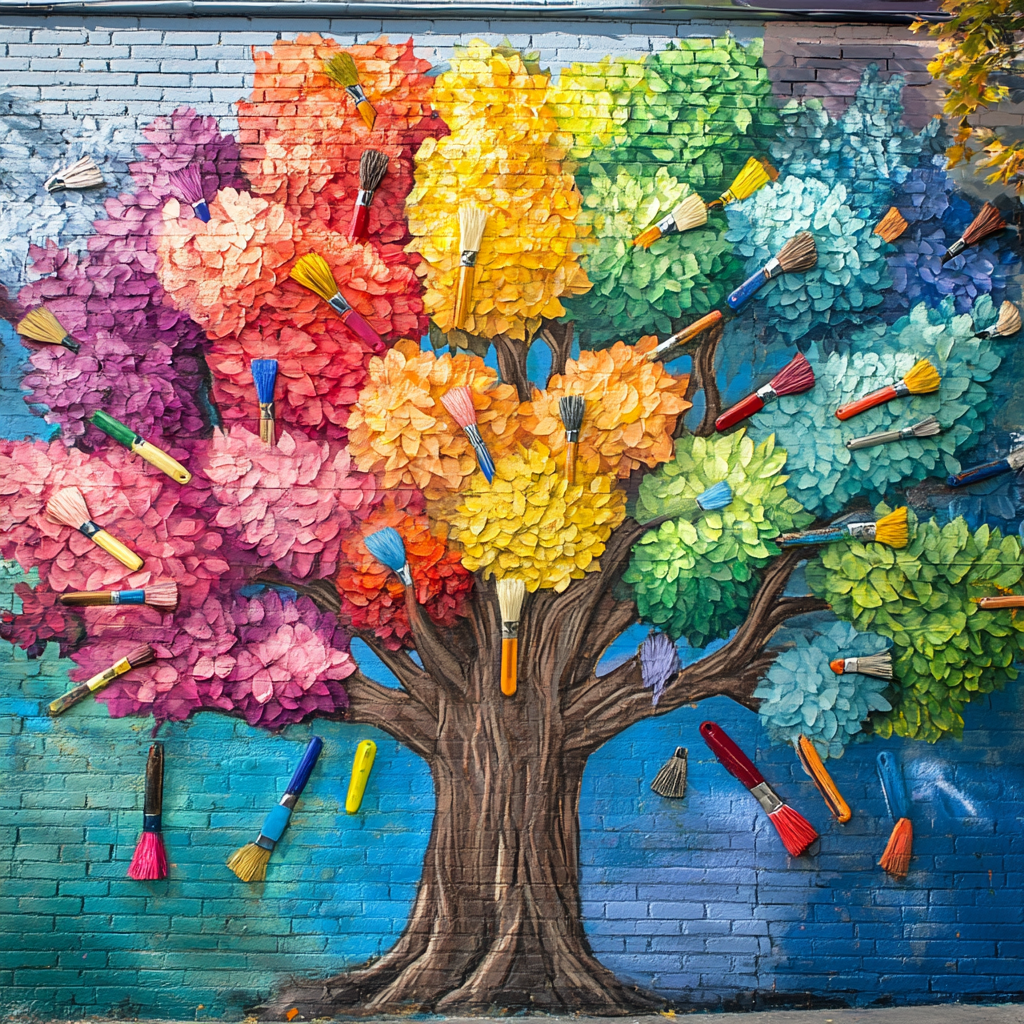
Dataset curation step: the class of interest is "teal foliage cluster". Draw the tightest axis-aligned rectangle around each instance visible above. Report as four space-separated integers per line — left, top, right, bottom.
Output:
624 431 811 647
749 297 1003 517
753 620 892 758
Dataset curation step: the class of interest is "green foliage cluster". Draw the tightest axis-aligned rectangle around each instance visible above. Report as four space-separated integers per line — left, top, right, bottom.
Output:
806 510 1024 743
724 175 890 341
625 431 811 647
750 296 1004 516
754 620 892 758
564 166 738 346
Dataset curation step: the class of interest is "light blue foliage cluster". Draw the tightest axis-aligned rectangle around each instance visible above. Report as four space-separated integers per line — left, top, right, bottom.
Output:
754 620 892 758
749 296 1004 516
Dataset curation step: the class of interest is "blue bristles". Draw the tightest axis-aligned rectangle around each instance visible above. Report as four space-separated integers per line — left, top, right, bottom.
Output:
250 359 278 403
876 751 909 822
365 528 410 584
696 480 732 512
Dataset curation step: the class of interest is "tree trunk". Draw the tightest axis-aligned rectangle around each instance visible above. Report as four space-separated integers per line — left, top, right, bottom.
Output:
260 688 659 1016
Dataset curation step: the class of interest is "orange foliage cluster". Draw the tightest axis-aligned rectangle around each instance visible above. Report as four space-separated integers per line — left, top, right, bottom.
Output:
520 337 692 478
334 492 475 650
346 339 523 498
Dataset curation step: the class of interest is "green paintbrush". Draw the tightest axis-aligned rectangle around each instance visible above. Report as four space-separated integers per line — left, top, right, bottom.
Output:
89 411 191 484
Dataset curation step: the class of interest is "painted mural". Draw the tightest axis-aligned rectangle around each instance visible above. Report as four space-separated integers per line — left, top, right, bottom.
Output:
2 29 1024 1017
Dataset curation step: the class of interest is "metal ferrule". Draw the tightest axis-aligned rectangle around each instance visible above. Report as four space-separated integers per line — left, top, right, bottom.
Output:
842 658 859 674
328 292 352 315
345 83 369 106
255 834 277 852
258 401 275 420
1006 447 1024 471
463 423 484 447
944 237 967 262
113 589 147 605
564 428 580 443
279 792 299 810
656 212 678 236
142 813 162 833
762 256 782 279
755 383 778 403
78 519 101 539
460 249 479 268
748 781 783 815
892 380 911 398
501 620 519 640
846 521 877 542
396 563 413 587
719 187 737 206
356 189 374 208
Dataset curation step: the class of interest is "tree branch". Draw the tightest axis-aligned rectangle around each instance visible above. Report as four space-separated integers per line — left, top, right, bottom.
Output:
540 320 574 382
492 332 533 402
343 670 437 760
405 588 469 697
353 629 440 714
682 319 724 438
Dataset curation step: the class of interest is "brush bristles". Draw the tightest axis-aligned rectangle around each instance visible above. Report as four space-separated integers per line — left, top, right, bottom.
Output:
226 842 272 882
910 415 941 438
359 149 389 192
47 155 104 192
145 580 179 610
775 232 817 274
769 352 815 397
725 156 778 203
364 527 409 575
250 359 278 403
962 201 1006 246
17 307 71 345
874 207 908 243
903 358 941 395
45 486 91 529
669 193 708 232
323 52 360 88
459 204 488 253
879 817 912 878
695 480 732 512
170 164 204 205
768 803 819 857
858 652 893 679
496 578 527 623
994 300 1022 337
440 386 479 429
128 831 168 880
651 747 688 799
558 395 585 433
290 253 339 303
127 644 156 668
874 507 909 549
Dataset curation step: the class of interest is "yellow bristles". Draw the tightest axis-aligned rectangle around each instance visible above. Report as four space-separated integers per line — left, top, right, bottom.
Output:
290 253 339 303
874 507 909 549
323 52 360 89
458 204 488 254
903 358 941 395
874 207 908 243
226 842 272 882
17 307 71 345
715 156 778 206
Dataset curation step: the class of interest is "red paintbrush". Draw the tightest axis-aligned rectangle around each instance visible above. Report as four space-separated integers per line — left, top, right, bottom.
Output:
715 352 815 432
700 721 818 857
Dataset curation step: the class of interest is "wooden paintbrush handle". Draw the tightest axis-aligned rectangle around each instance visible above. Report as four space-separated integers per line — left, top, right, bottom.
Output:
699 721 764 789
144 744 164 817
133 440 191 485
977 595 1024 609
565 441 577 484
727 268 768 309
90 529 144 571
715 392 766 432
947 458 1012 487
49 683 92 716
454 265 475 329
340 308 383 347
501 638 518 696
835 385 898 421
350 202 371 241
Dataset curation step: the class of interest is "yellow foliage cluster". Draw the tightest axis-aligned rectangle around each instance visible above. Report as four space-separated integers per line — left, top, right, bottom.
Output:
346 339 522 499
405 40 591 341
520 338 692 477
447 443 626 592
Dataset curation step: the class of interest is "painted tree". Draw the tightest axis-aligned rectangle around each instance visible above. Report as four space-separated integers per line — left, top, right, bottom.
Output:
3 37 1024 1017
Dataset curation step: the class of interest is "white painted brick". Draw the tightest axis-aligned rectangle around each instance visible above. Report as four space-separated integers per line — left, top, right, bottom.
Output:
130 44 196 59
111 30 164 44
32 28 88 43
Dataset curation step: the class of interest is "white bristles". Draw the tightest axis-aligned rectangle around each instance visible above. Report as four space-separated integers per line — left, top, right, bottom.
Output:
45 155 104 193
496 578 526 624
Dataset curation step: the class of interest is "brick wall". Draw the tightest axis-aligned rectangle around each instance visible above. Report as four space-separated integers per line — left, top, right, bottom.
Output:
2 12 1024 1019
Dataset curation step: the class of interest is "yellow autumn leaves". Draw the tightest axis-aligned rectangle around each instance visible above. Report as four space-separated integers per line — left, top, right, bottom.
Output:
405 40 591 341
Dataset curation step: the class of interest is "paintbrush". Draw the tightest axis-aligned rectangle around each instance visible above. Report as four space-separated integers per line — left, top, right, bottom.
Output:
169 164 210 223
727 232 817 310
49 644 155 715
323 52 377 130
90 410 191 484
128 743 168 881
350 150 389 241
496 578 526 697
647 311 723 362
250 360 278 446
701 721 818 856
45 155 104 193
977 300 1022 340
16 307 79 353
640 631 679 708
46 486 144 571
941 201 1006 265
777 507 908 550
454 204 488 330
345 740 376 814
830 651 892 679
795 736 851 824
715 352 815 431
60 581 178 610
845 415 941 451
948 444 1024 487
364 527 412 586
976 595 1024 609
633 192 707 248
877 750 912 878
558 395 585 484
835 359 940 421
873 207 908 243
290 253 382 347
441 387 496 484
708 156 778 208
227 737 324 882
651 747 688 799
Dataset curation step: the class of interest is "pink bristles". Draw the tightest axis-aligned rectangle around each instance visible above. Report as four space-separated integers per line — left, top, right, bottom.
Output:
769 352 815 398
440 386 479 429
144 580 178 610
127 831 168 880
767 803 819 856
169 164 204 205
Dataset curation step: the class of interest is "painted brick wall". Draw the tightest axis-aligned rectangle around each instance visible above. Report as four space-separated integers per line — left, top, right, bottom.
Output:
2 12 1024 1019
